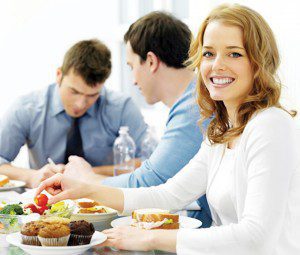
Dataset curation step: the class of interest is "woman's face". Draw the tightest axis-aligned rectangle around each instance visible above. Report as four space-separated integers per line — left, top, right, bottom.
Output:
200 21 254 109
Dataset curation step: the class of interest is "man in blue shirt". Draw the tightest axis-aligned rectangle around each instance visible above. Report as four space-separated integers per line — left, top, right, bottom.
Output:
64 12 212 227
0 39 147 188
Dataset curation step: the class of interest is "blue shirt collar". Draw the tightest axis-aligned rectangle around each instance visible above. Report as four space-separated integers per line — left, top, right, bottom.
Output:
51 84 65 117
51 83 106 118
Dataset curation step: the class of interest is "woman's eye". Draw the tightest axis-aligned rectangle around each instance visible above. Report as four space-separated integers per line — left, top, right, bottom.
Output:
203 51 213 58
229 52 242 58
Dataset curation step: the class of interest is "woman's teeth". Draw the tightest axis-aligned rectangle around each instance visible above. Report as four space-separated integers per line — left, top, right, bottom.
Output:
211 77 234 85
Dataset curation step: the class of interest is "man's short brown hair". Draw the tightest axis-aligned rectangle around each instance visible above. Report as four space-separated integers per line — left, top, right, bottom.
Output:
124 11 192 69
61 39 111 86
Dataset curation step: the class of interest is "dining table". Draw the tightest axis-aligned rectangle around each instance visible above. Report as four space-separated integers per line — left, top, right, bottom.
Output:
0 188 176 255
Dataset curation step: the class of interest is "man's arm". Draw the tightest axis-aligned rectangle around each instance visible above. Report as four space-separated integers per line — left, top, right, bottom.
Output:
92 158 142 176
0 164 34 186
0 163 64 188
102 105 204 188
0 99 64 188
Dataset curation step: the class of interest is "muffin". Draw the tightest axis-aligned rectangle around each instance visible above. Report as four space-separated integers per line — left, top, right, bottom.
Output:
40 216 71 225
21 221 44 246
68 220 95 246
38 223 70 246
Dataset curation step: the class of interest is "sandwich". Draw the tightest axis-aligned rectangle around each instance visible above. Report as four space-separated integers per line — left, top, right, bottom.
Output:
0 175 9 187
131 208 179 230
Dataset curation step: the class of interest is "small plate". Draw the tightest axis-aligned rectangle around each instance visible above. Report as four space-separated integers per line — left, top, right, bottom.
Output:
6 231 107 255
111 215 202 229
0 180 26 191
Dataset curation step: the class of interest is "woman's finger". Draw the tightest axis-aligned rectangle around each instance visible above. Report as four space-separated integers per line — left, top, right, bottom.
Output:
35 173 63 196
47 190 70 204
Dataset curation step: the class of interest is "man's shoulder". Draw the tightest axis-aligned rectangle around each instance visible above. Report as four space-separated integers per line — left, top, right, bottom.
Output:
101 88 133 108
14 84 54 112
169 83 199 121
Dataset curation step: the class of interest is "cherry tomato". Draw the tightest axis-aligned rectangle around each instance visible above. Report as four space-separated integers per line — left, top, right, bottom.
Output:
37 205 49 215
24 203 39 214
34 194 48 207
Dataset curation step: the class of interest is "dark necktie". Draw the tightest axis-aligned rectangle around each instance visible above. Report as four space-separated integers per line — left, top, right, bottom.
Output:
64 118 84 164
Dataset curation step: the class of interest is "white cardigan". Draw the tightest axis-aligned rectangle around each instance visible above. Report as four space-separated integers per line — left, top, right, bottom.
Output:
122 107 300 255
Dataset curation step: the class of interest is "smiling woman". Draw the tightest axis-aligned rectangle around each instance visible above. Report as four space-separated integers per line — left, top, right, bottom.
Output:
35 4 300 255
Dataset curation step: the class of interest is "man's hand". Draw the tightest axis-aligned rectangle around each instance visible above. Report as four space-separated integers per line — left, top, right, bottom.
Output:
28 164 64 188
64 156 96 182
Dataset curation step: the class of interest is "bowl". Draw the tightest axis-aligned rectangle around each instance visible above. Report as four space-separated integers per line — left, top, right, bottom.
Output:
0 213 40 234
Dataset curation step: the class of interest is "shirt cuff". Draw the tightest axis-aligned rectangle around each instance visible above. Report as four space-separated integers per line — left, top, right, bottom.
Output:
0 156 10 166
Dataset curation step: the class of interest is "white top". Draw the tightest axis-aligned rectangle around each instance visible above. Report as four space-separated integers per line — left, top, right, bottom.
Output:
207 147 237 226
121 107 300 255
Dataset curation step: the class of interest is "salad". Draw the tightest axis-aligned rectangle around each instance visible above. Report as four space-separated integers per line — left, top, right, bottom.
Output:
0 194 74 234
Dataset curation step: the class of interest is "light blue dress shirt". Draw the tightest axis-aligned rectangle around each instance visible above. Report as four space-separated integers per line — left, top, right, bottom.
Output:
102 80 202 187
0 84 147 169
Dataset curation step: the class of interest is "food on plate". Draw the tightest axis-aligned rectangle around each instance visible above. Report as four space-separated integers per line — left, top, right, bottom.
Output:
68 220 95 246
0 204 24 215
78 206 107 214
23 203 39 214
131 209 179 230
34 194 49 207
75 199 109 214
21 221 44 246
40 216 71 225
19 219 95 247
76 199 101 208
0 195 73 218
0 175 9 187
47 201 74 218
38 222 70 246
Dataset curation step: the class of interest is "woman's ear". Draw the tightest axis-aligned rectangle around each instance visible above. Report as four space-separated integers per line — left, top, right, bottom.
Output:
146 51 160 73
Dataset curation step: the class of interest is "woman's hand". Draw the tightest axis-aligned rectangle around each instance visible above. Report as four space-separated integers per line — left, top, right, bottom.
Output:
100 226 154 251
35 173 91 204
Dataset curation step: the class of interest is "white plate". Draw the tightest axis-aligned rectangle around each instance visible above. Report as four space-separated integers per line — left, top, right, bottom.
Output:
71 206 118 223
6 231 107 255
0 180 26 191
111 215 202 229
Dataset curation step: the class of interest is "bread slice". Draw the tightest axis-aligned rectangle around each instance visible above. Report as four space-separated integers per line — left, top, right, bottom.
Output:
0 175 9 187
131 208 179 229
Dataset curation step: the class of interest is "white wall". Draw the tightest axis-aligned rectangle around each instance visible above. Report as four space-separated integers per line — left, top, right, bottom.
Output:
0 0 299 167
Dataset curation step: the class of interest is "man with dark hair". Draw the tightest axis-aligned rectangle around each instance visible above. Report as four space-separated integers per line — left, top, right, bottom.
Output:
64 12 212 227
0 39 147 188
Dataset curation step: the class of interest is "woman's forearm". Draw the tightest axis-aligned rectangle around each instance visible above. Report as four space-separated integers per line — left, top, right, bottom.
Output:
85 184 125 212
150 229 178 252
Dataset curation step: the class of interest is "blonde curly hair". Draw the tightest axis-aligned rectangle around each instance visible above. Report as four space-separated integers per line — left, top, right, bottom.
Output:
188 4 295 144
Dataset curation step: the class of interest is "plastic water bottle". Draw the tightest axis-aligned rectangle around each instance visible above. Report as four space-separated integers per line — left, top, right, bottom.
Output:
113 126 136 176
141 127 159 161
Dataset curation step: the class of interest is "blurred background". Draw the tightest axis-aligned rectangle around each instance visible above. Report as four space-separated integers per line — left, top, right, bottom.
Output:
0 0 299 166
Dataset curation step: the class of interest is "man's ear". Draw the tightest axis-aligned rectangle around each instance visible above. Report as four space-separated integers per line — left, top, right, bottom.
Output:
146 52 160 73
56 68 63 86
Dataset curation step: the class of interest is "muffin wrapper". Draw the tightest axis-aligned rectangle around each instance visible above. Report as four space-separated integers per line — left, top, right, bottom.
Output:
21 235 41 246
68 234 93 246
38 234 70 246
